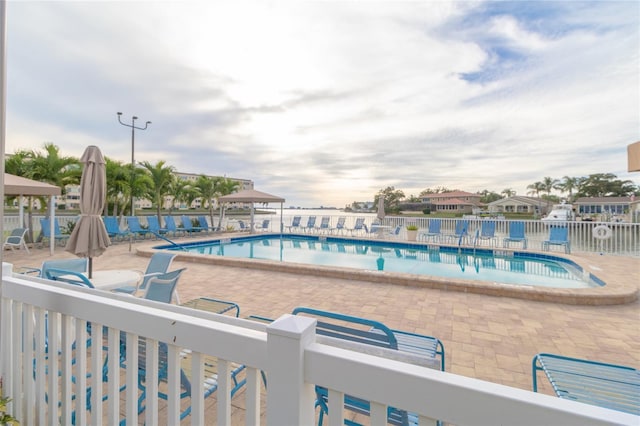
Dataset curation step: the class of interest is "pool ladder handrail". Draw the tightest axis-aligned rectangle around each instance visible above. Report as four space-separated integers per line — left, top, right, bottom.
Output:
472 229 480 255
149 230 188 251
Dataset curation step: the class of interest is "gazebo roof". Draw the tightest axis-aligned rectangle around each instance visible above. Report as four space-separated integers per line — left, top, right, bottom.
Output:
4 173 61 196
219 189 285 203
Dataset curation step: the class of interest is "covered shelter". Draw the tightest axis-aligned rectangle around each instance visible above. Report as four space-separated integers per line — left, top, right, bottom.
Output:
219 189 285 233
3 173 62 255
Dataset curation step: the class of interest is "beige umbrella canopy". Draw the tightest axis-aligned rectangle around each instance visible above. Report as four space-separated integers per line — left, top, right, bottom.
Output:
65 146 110 277
219 189 285 233
377 196 386 221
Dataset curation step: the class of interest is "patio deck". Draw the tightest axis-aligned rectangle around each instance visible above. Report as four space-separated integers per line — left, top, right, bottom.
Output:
2 232 638 399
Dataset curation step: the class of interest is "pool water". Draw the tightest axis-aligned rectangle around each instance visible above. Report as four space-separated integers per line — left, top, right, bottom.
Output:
159 235 603 289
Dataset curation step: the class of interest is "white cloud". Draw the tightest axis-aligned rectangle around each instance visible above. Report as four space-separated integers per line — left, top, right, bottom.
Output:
4 0 639 207
488 15 548 50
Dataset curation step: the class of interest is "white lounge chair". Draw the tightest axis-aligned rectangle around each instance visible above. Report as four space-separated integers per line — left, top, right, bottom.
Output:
4 227 30 254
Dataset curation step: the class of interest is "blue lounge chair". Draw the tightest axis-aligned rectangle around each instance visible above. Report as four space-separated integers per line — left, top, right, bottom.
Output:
237 220 252 232
476 220 497 247
40 218 70 246
285 215 302 233
385 225 402 239
181 297 240 317
164 215 186 237
141 268 186 303
300 216 317 233
348 217 365 236
418 219 441 242
331 216 347 235
119 285 246 421
117 268 245 421
292 307 445 426
503 221 528 249
181 215 205 236
35 296 98 423
103 217 130 241
40 258 88 279
122 341 246 421
113 252 178 299
363 222 380 238
42 257 94 288
254 219 270 232
126 216 151 240
532 353 640 415
4 227 30 253
542 226 571 254
45 268 95 288
443 220 468 245
146 215 168 236
293 307 445 370
318 216 331 234
197 215 217 233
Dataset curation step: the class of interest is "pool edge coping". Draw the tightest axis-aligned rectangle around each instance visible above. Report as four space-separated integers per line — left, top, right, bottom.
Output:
139 235 639 306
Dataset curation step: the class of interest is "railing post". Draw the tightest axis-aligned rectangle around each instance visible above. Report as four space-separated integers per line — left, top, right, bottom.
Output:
0 262 13 416
266 314 317 426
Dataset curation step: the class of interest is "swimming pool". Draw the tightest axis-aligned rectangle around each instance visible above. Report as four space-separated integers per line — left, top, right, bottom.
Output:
157 235 603 289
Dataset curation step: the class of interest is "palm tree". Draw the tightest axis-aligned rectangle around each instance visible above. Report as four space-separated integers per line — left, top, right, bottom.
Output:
501 188 516 198
194 175 221 227
555 176 579 202
139 160 175 224
526 181 544 198
24 143 80 241
5 149 32 176
541 177 558 197
105 158 130 218
129 167 153 217
167 176 192 213
29 143 81 213
183 186 201 211
216 178 239 230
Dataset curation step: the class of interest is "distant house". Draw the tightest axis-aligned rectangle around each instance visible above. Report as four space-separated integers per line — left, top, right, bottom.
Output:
421 191 483 214
350 201 374 212
487 196 551 215
631 197 640 223
574 196 633 221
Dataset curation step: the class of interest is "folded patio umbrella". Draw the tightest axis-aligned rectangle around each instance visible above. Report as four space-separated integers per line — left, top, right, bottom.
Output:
65 145 111 277
377 196 386 221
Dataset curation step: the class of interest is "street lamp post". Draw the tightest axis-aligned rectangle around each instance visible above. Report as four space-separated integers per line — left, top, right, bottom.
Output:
117 112 151 217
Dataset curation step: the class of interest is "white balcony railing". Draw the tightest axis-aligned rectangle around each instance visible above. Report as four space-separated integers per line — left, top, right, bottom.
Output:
0 266 636 425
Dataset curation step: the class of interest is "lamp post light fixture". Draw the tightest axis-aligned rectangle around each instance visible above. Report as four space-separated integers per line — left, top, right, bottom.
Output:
116 112 151 217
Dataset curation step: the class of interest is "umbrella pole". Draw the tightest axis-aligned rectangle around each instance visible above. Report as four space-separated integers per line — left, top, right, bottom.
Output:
88 257 93 279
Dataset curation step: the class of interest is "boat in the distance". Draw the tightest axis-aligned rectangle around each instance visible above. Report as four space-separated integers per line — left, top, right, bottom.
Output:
541 202 575 223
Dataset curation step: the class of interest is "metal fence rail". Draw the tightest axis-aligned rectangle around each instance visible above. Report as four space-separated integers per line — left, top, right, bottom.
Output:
4 214 638 257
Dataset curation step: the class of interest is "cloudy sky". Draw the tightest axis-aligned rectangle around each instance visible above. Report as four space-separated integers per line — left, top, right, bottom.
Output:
4 1 639 207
